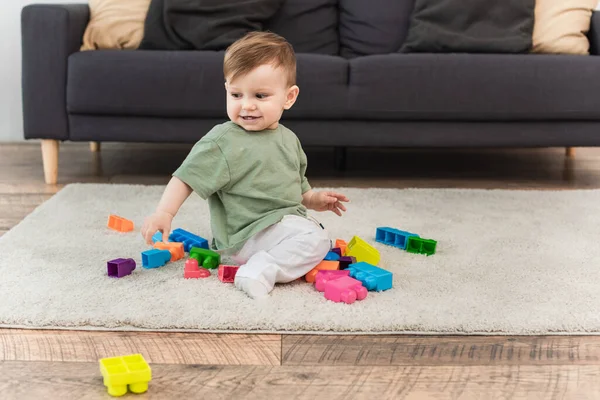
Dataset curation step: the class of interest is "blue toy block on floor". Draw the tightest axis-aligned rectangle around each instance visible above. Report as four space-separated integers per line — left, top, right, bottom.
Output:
375 227 419 250
324 251 340 261
347 262 393 292
141 249 171 269
168 228 209 252
152 231 163 244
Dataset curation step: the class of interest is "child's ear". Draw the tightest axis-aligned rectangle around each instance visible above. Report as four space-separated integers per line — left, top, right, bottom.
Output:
224 82 228 91
284 85 300 110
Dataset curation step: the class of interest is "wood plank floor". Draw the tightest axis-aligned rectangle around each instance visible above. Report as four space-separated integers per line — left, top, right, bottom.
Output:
2 142 600 399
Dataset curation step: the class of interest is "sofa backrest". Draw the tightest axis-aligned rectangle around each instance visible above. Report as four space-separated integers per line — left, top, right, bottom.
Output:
339 0 415 58
265 0 339 55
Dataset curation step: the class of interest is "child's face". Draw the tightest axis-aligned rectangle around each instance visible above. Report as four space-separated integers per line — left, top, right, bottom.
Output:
225 64 299 131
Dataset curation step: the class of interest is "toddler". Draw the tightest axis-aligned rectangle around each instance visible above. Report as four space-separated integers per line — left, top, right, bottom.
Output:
141 31 349 299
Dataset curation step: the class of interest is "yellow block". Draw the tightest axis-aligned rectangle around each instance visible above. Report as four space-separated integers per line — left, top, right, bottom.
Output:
99 354 152 397
346 236 380 265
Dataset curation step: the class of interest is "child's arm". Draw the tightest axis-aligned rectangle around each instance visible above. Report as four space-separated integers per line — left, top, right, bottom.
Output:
141 177 193 244
302 189 349 216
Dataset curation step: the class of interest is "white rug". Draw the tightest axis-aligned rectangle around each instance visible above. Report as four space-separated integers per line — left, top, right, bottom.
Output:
1 183 599 335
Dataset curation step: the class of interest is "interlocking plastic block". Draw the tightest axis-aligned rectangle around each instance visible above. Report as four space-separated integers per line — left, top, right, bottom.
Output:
314 269 350 292
189 247 220 269
184 259 210 279
218 264 239 283
324 251 341 261
335 239 348 256
406 237 437 256
346 236 381 265
324 276 368 304
331 247 342 257
99 353 151 397
107 258 136 278
141 249 171 269
338 256 357 270
107 215 134 232
375 227 420 250
348 262 393 292
151 231 163 244
154 242 184 261
305 260 339 283
169 228 209 252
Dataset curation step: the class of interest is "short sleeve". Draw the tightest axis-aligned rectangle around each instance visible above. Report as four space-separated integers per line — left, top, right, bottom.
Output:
298 139 311 194
173 139 231 200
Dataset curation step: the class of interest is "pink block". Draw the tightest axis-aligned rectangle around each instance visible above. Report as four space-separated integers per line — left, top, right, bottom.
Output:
184 258 211 279
314 269 350 292
324 276 368 304
218 264 239 283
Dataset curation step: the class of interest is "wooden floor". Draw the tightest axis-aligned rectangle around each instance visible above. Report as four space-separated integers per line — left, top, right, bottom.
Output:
2 142 600 399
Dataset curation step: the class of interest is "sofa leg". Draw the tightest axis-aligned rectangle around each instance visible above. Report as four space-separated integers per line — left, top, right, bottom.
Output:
334 147 347 171
41 139 59 184
565 147 575 158
90 141 101 152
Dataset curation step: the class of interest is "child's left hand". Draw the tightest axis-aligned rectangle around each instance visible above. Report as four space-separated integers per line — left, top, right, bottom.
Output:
310 191 349 216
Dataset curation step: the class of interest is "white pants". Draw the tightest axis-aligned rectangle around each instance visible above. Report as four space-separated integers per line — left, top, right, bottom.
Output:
232 215 331 299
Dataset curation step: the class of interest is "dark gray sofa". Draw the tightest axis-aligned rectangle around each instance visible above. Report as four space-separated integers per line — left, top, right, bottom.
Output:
21 2 600 184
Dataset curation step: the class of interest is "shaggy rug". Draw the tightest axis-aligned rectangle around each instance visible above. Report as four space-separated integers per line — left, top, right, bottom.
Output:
0 183 599 335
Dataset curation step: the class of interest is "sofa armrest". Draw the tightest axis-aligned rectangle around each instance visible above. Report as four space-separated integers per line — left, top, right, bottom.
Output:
588 11 600 56
21 4 90 140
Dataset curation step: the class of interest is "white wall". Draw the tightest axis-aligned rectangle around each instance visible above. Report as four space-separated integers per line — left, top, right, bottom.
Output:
0 0 88 143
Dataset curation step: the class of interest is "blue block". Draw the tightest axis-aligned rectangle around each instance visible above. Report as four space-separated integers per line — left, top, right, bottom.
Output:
348 261 393 291
152 231 163 244
141 249 171 269
324 251 340 261
169 228 209 252
375 227 419 250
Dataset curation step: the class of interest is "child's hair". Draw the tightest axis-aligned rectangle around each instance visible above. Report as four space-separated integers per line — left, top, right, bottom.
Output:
224 31 296 87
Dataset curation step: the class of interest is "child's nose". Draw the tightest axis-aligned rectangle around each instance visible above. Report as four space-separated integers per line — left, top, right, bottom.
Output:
242 100 257 110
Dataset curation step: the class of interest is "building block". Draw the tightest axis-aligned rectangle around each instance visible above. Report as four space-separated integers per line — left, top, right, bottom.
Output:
338 256 357 270
324 251 340 261
189 247 220 269
153 242 184 261
305 260 339 283
375 227 419 250
314 269 350 292
218 265 239 283
184 259 210 279
141 249 171 269
107 258 136 278
346 236 381 265
348 262 393 292
331 247 342 257
99 353 151 397
323 276 368 304
151 231 163 244
168 228 209 252
107 215 134 232
335 239 348 256
406 237 437 256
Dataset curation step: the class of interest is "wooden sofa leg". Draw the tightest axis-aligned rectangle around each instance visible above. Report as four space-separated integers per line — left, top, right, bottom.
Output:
41 139 59 184
90 141 101 152
565 147 576 158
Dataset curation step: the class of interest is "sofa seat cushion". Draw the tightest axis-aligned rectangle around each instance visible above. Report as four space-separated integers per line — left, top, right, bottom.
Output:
349 54 600 121
67 50 349 119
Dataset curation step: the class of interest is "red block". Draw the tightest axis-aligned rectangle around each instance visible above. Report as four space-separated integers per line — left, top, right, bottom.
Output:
218 265 239 283
184 259 210 279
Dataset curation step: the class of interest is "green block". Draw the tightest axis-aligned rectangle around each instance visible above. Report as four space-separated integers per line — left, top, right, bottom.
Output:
189 247 220 269
406 237 437 256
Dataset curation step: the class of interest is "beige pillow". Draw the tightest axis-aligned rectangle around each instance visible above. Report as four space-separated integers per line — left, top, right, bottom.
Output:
81 0 151 51
532 0 597 55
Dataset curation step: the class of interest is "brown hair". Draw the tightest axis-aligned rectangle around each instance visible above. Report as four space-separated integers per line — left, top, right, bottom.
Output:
224 31 296 86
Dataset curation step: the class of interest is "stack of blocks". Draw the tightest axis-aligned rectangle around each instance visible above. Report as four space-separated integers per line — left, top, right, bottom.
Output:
375 227 437 256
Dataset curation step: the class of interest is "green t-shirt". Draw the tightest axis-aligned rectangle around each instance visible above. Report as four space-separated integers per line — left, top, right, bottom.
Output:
173 121 311 254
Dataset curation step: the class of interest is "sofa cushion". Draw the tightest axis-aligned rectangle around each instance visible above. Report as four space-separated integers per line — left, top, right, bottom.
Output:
67 50 348 119
348 54 600 121
339 0 415 58
266 0 339 55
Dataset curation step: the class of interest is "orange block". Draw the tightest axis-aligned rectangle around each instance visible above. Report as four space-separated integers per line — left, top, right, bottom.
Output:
107 214 134 232
154 242 184 261
305 260 339 283
335 239 348 256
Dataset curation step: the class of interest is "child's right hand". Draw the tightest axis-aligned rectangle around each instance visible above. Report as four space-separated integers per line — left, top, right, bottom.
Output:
141 210 174 245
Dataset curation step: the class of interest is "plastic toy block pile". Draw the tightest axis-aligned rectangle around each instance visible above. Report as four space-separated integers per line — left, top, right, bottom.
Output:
106 214 437 305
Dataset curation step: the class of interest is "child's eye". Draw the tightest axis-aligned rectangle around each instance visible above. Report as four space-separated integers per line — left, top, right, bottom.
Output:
231 93 242 99
256 93 268 99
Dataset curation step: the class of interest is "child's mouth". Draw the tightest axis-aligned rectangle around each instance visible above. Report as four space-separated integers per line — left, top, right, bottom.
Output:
241 116 260 121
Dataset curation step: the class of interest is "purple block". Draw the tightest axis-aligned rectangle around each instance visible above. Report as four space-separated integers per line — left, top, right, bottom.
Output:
339 256 357 270
107 258 136 278
332 247 342 257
